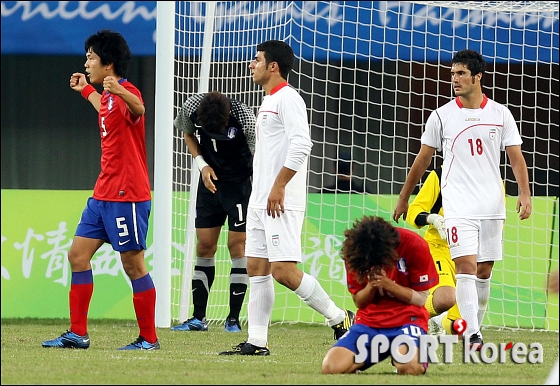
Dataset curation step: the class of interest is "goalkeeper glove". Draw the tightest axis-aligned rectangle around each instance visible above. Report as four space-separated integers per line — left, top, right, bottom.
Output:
427 213 447 240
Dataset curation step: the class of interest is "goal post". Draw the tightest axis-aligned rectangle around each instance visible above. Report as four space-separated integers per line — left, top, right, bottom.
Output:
152 0 175 328
154 1 559 331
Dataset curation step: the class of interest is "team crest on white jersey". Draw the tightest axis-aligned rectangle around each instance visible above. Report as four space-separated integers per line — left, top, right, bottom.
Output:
108 96 114 111
261 114 268 126
397 258 407 272
272 234 279 246
489 127 496 140
227 127 237 139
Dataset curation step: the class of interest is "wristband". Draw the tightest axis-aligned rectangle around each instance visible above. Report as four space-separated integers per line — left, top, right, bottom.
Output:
415 212 429 226
81 84 96 100
195 155 209 171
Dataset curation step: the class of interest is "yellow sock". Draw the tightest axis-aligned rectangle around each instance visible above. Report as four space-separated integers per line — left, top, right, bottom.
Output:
442 304 463 335
447 303 462 321
424 293 438 318
442 316 453 334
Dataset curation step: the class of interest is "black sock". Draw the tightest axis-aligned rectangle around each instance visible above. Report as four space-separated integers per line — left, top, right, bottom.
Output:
228 267 247 320
192 264 215 320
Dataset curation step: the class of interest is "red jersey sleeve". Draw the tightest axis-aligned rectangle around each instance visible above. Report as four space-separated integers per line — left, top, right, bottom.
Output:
396 228 439 292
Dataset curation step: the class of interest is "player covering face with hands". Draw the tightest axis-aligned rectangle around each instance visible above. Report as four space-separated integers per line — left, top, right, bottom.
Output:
321 216 438 375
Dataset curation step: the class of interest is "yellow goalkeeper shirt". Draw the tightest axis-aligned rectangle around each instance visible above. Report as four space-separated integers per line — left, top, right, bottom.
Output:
406 167 448 247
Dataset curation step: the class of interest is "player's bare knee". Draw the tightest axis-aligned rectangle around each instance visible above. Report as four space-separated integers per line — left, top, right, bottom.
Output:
271 267 300 290
321 362 333 374
226 242 245 258
120 260 136 277
271 270 291 288
67 251 90 271
66 250 80 266
321 360 346 374
477 261 494 278
454 256 477 274
196 242 217 256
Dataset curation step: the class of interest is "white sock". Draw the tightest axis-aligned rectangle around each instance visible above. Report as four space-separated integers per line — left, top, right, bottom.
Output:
456 274 480 339
475 275 492 328
544 357 559 385
294 272 344 326
247 274 274 348
431 311 447 327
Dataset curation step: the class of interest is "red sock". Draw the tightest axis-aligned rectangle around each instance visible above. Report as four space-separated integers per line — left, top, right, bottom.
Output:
133 287 157 343
69 282 93 336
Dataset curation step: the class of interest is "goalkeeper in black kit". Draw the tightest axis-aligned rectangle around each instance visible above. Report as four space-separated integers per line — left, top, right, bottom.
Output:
171 91 256 332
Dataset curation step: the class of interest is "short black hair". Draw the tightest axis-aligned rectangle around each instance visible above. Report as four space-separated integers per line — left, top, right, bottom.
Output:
451 49 486 77
85 29 131 78
256 40 294 80
197 91 231 134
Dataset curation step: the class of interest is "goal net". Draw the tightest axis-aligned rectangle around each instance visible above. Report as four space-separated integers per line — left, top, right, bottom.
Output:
156 1 559 331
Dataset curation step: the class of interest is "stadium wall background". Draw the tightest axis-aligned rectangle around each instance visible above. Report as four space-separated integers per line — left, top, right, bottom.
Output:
1 55 558 196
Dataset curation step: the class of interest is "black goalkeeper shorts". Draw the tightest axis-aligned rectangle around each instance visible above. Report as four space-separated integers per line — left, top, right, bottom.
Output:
195 176 251 232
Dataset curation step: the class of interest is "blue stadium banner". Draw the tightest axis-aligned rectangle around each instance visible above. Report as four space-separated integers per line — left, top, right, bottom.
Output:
1 1 157 56
1 1 558 62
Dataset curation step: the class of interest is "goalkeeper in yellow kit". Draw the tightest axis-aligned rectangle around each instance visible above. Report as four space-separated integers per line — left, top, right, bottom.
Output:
406 166 465 336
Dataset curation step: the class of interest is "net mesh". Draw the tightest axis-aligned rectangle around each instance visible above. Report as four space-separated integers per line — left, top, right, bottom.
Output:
169 1 559 330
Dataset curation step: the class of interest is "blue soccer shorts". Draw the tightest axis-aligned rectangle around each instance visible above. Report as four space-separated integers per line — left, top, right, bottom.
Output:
334 323 428 371
75 197 151 252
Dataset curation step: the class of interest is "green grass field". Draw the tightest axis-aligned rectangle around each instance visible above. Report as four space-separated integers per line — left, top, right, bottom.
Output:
1 318 558 385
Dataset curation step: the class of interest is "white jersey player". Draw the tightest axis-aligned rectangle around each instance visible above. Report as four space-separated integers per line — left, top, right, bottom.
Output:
220 39 354 357
393 49 532 350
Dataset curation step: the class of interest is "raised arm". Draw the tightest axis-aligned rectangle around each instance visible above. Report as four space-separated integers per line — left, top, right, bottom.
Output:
71 72 102 112
103 76 145 116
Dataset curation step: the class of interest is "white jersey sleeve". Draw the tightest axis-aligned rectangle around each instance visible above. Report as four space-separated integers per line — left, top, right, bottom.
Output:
421 109 444 151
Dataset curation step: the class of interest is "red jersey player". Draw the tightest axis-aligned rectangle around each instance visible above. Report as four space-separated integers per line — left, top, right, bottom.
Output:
42 30 157 351
322 216 438 375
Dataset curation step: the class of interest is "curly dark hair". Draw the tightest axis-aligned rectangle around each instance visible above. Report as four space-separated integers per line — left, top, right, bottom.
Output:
341 215 400 284
197 91 231 134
